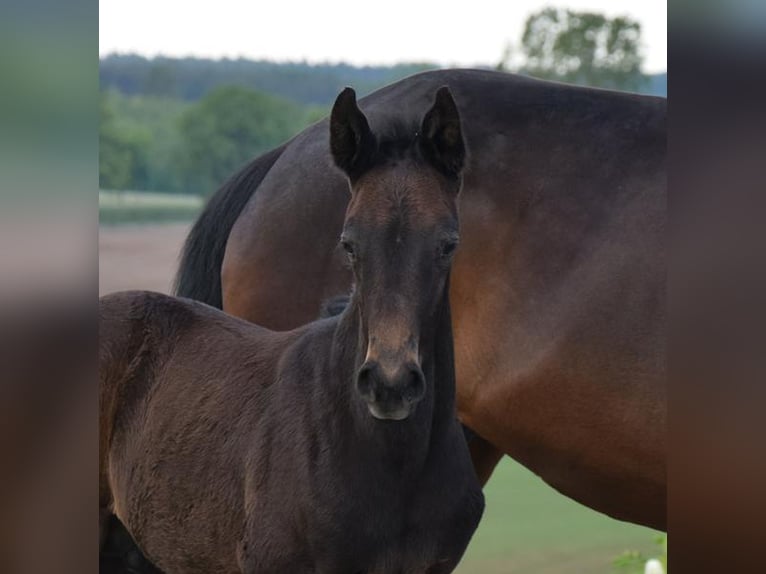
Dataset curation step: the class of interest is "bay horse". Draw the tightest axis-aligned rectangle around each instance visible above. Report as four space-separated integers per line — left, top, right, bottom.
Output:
176 69 667 530
100 87 484 573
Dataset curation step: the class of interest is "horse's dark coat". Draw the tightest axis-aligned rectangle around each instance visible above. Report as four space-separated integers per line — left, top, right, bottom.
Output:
178 69 666 530
100 88 484 573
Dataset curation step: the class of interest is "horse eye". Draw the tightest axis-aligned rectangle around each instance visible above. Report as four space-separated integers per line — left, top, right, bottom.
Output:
440 240 459 259
341 240 356 259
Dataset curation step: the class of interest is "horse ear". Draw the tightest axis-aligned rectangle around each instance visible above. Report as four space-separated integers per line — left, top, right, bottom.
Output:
419 86 466 179
330 87 375 179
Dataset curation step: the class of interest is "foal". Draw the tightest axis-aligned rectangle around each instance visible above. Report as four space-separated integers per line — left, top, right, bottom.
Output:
99 86 483 573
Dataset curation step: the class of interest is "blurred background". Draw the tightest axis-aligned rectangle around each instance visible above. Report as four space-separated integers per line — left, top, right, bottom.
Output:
98 1 666 572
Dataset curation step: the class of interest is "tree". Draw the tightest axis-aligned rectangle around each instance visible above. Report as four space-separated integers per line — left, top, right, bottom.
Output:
144 63 177 98
502 8 645 92
99 93 150 190
177 87 306 196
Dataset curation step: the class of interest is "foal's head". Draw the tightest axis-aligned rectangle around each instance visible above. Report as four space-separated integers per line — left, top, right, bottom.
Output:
330 86 466 421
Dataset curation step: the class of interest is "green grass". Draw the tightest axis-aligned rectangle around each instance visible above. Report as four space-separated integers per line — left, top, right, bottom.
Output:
456 458 661 573
99 190 203 225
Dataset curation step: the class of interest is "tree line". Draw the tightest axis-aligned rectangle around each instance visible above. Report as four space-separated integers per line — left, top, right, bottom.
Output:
100 8 666 196
100 56 435 106
99 61 436 195
100 87 328 196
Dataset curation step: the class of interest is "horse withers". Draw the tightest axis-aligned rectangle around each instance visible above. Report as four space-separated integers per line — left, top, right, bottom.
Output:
99 86 484 573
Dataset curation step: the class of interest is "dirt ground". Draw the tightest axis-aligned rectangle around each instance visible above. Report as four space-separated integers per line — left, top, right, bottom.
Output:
99 223 191 296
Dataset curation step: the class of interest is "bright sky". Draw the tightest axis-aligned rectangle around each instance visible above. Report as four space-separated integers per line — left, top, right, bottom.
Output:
99 0 667 73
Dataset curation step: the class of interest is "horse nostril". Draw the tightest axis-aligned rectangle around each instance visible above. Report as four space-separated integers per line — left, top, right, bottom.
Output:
355 362 377 399
357 361 424 406
403 365 426 403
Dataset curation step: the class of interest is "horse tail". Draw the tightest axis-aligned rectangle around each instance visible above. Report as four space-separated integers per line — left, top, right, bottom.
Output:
173 144 286 307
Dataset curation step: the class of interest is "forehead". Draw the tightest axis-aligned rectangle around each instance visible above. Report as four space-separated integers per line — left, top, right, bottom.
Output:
345 160 457 228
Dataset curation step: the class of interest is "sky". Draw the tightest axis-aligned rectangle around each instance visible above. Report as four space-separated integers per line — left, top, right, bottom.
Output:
99 0 667 73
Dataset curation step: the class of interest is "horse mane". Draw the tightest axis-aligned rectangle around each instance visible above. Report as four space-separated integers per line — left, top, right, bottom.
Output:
367 114 467 182
369 118 426 166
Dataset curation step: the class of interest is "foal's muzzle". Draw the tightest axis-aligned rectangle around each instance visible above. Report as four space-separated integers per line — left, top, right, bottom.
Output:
355 360 426 420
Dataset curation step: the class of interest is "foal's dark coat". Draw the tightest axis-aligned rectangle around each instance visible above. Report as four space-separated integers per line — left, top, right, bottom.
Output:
100 88 484 573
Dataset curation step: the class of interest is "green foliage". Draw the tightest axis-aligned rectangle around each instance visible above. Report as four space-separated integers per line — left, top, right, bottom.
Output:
98 85 324 196
505 7 646 92
612 550 647 573
105 91 190 192
144 62 178 98
99 94 151 190
98 46 664 196
100 55 435 105
99 91 190 191
176 86 307 196
304 104 331 126
611 534 667 574
656 534 668 571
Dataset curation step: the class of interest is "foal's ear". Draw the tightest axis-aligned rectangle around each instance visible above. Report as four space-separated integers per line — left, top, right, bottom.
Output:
330 87 375 179
419 86 466 179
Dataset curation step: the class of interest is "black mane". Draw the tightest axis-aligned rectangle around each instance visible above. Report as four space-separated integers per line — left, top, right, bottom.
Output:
373 118 421 159
345 117 425 176
367 112 467 181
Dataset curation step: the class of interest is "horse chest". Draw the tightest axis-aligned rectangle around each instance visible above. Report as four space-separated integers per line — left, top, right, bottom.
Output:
244 468 481 574
304 498 467 574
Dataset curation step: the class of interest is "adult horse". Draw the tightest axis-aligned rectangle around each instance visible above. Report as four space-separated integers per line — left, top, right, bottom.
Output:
176 69 666 530
100 87 484 573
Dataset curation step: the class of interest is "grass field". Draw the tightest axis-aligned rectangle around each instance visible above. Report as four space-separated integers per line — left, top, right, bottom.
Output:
99 190 203 225
456 458 661 573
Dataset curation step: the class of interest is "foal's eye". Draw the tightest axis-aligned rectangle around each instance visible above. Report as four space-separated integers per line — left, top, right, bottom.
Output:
340 239 356 260
439 240 459 260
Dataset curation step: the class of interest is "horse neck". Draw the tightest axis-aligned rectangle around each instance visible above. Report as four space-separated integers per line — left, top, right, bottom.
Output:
329 281 457 458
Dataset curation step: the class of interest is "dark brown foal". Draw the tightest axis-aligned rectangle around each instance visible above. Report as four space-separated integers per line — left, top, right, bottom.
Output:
100 87 484 573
